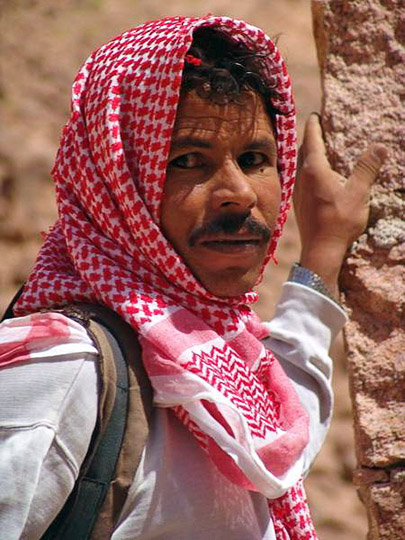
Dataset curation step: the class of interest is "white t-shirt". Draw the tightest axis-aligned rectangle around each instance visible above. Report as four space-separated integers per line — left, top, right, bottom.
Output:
0 283 347 539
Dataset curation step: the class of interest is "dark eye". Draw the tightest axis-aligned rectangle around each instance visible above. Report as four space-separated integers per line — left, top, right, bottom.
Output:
169 153 202 169
238 151 267 169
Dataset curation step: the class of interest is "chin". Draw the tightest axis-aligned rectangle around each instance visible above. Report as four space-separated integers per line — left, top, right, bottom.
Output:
202 271 259 298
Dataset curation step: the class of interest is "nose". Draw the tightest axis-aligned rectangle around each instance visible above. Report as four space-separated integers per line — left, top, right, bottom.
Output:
210 160 257 211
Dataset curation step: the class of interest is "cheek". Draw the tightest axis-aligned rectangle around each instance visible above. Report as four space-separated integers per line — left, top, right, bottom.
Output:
256 177 282 226
163 176 207 217
160 182 207 245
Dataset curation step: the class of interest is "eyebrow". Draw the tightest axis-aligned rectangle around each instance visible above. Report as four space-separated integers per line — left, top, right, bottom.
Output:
169 137 213 152
170 136 278 155
246 138 278 155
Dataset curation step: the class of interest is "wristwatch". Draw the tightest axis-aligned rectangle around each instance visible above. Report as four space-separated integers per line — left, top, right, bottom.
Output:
287 263 342 307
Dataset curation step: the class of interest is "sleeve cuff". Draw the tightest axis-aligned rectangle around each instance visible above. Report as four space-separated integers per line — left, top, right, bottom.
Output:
263 281 348 350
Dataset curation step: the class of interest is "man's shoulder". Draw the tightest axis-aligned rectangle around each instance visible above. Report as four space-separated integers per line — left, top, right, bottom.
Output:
0 310 99 358
0 311 99 428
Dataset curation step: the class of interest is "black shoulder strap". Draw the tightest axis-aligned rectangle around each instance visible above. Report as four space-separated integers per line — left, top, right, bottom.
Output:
1 283 25 322
41 309 131 539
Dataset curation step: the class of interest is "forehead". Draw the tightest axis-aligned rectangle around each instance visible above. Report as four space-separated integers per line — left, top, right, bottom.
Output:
172 90 276 144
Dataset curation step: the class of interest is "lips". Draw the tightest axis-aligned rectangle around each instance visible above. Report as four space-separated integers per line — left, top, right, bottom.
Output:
199 235 265 254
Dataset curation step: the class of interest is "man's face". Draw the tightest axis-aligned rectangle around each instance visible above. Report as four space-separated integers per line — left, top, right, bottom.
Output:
161 89 281 297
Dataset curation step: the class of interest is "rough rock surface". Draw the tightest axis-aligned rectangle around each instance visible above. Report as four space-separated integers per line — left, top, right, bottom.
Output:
312 0 404 538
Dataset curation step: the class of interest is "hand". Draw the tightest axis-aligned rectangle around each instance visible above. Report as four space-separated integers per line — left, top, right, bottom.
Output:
293 113 387 297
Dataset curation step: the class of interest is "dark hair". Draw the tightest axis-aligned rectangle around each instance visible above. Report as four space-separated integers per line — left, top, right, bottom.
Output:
181 27 281 124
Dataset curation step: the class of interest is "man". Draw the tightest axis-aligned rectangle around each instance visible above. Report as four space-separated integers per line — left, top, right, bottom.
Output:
0 15 386 539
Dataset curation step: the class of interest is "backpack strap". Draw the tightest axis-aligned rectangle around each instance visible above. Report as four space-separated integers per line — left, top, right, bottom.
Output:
0 283 25 322
84 304 153 540
39 303 153 540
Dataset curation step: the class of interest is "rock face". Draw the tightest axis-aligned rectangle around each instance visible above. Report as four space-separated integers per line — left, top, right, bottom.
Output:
311 1 404 538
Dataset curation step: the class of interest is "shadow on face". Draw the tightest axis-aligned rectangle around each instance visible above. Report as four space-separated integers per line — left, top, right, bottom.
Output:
161 90 281 298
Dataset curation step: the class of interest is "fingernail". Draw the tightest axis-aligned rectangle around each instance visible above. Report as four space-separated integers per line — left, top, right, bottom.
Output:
371 145 388 163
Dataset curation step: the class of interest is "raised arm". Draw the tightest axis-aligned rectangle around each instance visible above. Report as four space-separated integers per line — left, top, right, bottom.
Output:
293 113 388 298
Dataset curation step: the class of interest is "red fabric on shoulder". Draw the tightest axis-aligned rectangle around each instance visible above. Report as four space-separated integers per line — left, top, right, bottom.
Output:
0 313 75 367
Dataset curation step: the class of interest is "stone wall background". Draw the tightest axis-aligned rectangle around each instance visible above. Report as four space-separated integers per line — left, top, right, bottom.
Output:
312 1 404 538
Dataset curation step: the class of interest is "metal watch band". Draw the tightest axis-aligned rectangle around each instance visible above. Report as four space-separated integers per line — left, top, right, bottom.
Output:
287 263 342 307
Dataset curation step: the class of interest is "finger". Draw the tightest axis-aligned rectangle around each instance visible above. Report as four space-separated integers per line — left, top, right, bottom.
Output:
347 144 388 192
302 113 328 161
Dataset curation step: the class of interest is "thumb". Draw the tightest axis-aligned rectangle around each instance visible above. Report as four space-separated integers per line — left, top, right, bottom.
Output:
347 144 388 190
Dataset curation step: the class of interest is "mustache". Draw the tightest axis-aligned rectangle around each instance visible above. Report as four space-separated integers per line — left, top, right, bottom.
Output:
188 211 271 247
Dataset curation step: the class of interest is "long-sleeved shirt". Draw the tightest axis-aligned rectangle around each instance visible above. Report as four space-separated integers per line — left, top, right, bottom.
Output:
0 282 347 539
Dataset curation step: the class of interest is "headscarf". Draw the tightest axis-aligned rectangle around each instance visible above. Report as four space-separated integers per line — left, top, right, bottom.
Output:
11 16 316 538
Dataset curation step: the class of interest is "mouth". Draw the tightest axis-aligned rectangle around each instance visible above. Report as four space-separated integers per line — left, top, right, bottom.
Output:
199 236 265 254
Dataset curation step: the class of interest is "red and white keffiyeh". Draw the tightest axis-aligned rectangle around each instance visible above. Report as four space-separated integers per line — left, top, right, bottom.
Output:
8 16 316 538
